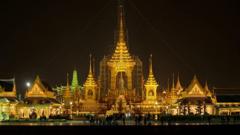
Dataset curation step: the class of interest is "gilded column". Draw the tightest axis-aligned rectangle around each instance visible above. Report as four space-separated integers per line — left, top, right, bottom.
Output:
111 70 117 90
127 70 132 90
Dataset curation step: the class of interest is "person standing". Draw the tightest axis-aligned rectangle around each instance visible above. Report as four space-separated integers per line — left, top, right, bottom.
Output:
144 116 147 125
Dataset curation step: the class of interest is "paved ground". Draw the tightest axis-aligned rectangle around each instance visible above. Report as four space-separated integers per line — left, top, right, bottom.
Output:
1 120 240 126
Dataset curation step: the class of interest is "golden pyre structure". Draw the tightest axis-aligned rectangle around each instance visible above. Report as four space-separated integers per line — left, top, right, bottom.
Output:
98 0 143 109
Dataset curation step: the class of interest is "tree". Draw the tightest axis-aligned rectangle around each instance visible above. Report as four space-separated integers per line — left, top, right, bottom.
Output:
196 100 203 115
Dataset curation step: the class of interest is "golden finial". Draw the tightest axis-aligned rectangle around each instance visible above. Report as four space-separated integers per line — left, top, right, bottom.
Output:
118 0 125 43
89 54 93 75
66 73 69 86
172 73 175 89
149 54 153 75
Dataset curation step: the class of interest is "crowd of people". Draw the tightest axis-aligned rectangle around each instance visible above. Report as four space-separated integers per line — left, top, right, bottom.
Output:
84 113 161 125
4 110 240 125
83 113 240 125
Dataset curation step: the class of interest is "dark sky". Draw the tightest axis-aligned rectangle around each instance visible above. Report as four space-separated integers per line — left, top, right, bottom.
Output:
0 0 239 95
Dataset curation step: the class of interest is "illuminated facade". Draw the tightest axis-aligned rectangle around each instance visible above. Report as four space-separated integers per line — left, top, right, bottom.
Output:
214 88 240 115
0 79 18 120
144 55 159 103
81 54 100 113
137 55 160 114
63 74 72 113
172 76 216 115
53 70 83 104
18 76 61 119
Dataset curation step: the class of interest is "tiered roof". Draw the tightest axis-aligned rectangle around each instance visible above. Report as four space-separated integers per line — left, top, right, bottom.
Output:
84 54 97 87
109 2 135 66
145 54 158 86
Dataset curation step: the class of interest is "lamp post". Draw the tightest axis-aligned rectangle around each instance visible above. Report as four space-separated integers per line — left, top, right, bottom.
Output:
0 103 2 114
166 106 169 115
59 106 62 115
62 103 65 115
176 106 179 115
70 101 73 119
76 105 79 116
154 102 159 121
49 106 52 117
8 102 10 119
163 90 166 105
155 102 158 114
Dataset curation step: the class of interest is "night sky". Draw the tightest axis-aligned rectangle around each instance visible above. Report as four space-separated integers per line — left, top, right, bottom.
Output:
0 0 239 95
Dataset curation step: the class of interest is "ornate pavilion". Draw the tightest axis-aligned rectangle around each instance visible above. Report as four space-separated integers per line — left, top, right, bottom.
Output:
0 76 62 120
17 76 61 119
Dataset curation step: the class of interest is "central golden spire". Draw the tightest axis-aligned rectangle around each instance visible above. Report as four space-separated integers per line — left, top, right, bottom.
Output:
118 3 125 43
89 54 93 76
109 0 134 63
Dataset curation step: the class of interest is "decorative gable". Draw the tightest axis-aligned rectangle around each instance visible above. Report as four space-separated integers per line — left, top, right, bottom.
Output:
26 83 47 98
25 76 47 98
184 75 206 98
188 84 205 96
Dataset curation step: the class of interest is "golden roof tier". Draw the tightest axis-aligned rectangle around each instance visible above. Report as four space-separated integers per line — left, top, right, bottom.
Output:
182 75 214 99
63 73 71 99
145 54 158 86
84 54 97 87
84 54 98 101
99 0 143 99
144 54 159 102
108 1 135 71
175 73 183 91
